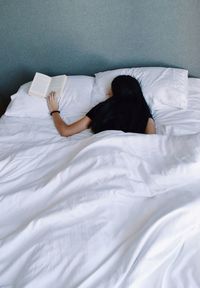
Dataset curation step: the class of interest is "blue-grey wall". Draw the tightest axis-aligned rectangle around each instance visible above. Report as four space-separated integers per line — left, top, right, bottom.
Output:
1 0 200 113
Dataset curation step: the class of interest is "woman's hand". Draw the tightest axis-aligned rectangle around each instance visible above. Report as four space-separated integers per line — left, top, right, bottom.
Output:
145 118 156 134
47 91 59 113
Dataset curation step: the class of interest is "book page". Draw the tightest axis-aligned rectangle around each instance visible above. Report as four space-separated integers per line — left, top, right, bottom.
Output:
29 73 51 97
47 75 67 98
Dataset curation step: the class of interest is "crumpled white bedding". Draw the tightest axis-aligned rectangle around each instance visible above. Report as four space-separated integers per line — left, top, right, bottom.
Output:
0 112 200 288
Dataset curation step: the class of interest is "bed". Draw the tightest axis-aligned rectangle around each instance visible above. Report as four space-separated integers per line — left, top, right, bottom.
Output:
0 68 200 288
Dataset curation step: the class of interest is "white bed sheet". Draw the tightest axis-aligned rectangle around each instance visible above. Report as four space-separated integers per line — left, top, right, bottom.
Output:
0 78 200 288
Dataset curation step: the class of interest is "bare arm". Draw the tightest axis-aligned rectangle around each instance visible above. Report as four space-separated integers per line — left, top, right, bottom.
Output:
47 91 91 137
51 113 91 137
145 118 156 134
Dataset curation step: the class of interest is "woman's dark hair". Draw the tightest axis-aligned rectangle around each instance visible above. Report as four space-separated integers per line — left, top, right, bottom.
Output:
90 75 149 133
111 75 144 100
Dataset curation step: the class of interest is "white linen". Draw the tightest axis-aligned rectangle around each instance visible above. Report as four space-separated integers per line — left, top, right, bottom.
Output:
0 114 200 288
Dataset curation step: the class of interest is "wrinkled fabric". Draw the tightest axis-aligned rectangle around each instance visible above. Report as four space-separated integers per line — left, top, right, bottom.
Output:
0 116 200 288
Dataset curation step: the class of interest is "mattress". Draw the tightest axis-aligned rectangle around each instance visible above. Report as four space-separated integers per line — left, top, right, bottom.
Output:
0 78 200 288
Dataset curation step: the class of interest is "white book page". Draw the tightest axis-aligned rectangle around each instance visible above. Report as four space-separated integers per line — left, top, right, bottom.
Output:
29 73 51 97
47 75 67 98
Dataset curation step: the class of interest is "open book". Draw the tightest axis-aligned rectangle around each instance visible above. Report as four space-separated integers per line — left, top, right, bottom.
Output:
28 72 67 98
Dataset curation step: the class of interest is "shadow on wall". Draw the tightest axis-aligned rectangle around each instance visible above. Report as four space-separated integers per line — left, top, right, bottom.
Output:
0 68 32 116
0 95 9 116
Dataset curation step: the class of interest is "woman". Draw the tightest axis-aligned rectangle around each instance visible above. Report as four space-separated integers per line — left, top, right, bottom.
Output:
47 75 156 136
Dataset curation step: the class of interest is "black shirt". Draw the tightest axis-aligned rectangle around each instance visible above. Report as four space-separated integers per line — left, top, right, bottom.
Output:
86 97 152 134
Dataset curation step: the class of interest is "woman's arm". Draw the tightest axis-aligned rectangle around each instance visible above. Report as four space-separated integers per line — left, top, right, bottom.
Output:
145 118 156 134
51 113 91 137
47 91 91 137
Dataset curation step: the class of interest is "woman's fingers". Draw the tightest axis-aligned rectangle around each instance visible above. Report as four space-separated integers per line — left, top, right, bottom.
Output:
50 91 55 98
47 91 56 98
47 91 56 103
46 91 58 112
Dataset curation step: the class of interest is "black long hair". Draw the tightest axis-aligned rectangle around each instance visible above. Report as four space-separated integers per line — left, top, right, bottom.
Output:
91 75 149 133
111 75 144 100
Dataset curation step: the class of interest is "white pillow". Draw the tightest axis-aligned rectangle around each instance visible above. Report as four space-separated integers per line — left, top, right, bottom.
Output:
92 67 188 110
5 75 94 118
187 78 200 111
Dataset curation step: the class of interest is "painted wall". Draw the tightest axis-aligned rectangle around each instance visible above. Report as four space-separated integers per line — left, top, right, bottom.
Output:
0 0 200 112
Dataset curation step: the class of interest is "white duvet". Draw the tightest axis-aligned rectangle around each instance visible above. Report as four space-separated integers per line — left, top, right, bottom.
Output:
0 115 200 288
